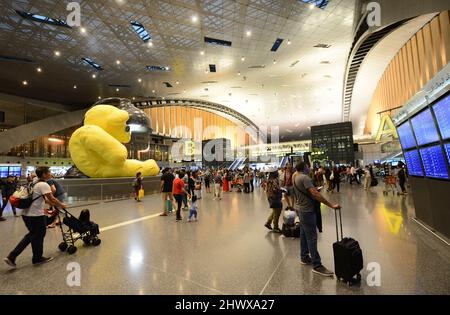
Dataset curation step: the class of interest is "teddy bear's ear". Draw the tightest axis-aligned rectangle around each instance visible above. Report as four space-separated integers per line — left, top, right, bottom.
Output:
108 109 129 124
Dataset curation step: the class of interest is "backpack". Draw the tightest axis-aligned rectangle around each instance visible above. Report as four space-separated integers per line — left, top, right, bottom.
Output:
9 183 43 209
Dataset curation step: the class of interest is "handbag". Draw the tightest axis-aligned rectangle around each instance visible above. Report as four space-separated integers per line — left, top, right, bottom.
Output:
138 188 145 199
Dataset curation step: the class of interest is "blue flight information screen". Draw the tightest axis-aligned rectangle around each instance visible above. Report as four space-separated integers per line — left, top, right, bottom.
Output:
445 143 450 164
403 150 423 176
433 94 450 140
419 145 449 179
411 109 440 146
397 122 416 150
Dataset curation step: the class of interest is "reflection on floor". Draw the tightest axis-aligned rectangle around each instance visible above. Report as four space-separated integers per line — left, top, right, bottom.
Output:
1 183 449 295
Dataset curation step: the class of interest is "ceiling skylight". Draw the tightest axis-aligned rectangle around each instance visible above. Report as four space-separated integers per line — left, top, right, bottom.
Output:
299 0 330 9
131 21 151 42
15 10 71 28
147 65 171 71
81 57 103 71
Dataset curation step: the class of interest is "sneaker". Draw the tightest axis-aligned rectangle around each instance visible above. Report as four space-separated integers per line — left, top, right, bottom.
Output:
264 223 273 231
273 228 282 234
159 213 168 216
4 257 16 268
187 219 191 222
0 217 6 221
300 256 312 265
33 256 54 266
312 265 334 277
176 218 182 221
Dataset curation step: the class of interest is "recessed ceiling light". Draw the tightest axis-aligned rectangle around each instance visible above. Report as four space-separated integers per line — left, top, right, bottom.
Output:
246 30 251 37
98 96 101 99
36 67 42 73
80 27 86 34
92 74 96 79
191 16 198 23
273 60 277 64
138 78 142 83
22 80 28 86
73 85 77 89
287 40 291 45
183 90 186 93
148 41 153 47
200 51 205 55
176 81 179 85
54 51 61 57
237 71 241 76
309 4 315 9
152 90 155 93
116 88 119 92
241 57 245 61
132 97 135 100
116 60 121 65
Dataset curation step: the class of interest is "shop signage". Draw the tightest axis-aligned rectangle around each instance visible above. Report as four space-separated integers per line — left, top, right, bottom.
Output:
375 114 398 141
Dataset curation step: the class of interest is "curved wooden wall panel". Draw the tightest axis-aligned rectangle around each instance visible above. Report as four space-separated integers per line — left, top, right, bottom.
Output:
365 11 450 134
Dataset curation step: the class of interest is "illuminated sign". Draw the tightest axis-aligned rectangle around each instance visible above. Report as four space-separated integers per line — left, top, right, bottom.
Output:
375 115 399 141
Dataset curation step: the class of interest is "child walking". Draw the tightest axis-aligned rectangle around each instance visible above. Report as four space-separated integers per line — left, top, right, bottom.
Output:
188 195 199 222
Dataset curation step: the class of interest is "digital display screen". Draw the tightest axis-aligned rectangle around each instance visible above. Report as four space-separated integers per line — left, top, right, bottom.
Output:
411 109 440 146
444 143 450 165
397 122 416 150
433 93 450 140
403 150 423 176
419 145 449 179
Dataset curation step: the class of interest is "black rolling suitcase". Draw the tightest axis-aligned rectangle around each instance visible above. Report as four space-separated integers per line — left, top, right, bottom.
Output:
333 208 363 285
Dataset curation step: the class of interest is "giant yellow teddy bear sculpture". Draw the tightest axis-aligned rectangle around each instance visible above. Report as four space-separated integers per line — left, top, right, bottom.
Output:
69 105 160 178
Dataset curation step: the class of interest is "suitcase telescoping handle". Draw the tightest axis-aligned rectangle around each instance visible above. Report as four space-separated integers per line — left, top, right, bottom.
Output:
334 208 344 242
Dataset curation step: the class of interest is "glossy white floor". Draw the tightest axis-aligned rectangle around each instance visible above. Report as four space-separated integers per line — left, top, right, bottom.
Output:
1 182 449 295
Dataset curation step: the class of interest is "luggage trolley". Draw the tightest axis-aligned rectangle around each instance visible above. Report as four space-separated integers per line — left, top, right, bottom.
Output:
383 175 397 196
56 208 101 255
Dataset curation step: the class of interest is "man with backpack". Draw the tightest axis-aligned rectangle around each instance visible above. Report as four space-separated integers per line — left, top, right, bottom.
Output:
0 175 18 221
4 167 67 268
292 162 340 277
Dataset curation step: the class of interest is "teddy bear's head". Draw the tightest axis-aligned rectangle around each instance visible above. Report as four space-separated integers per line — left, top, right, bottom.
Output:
84 105 131 143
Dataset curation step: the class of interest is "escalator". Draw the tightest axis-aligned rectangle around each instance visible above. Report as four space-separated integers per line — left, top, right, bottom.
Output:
228 158 241 170
279 156 289 168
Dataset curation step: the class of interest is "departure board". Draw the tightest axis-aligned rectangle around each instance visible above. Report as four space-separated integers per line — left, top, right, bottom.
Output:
433 94 450 140
403 150 423 176
445 143 450 165
419 145 449 179
411 109 440 146
397 122 416 150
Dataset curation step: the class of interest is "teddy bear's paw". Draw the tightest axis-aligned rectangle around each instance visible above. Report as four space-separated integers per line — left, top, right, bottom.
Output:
143 159 160 176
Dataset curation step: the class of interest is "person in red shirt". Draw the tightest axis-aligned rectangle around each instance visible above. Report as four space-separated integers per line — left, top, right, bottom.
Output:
173 171 191 221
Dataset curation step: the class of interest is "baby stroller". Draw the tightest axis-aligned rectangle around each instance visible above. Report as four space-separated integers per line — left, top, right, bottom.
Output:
57 208 101 255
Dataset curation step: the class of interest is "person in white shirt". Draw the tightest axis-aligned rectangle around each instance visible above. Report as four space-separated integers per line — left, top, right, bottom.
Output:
4 167 67 268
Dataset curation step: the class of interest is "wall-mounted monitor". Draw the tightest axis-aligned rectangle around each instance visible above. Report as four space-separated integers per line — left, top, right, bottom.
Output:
411 109 440 146
397 122 416 150
403 149 423 176
433 93 450 140
419 145 449 179
444 143 450 165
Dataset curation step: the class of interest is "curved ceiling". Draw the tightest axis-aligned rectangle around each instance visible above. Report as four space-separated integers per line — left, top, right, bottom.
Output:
0 0 356 140
349 13 437 135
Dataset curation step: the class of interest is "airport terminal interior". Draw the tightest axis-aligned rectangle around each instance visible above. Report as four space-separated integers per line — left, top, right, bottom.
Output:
1 0 450 296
